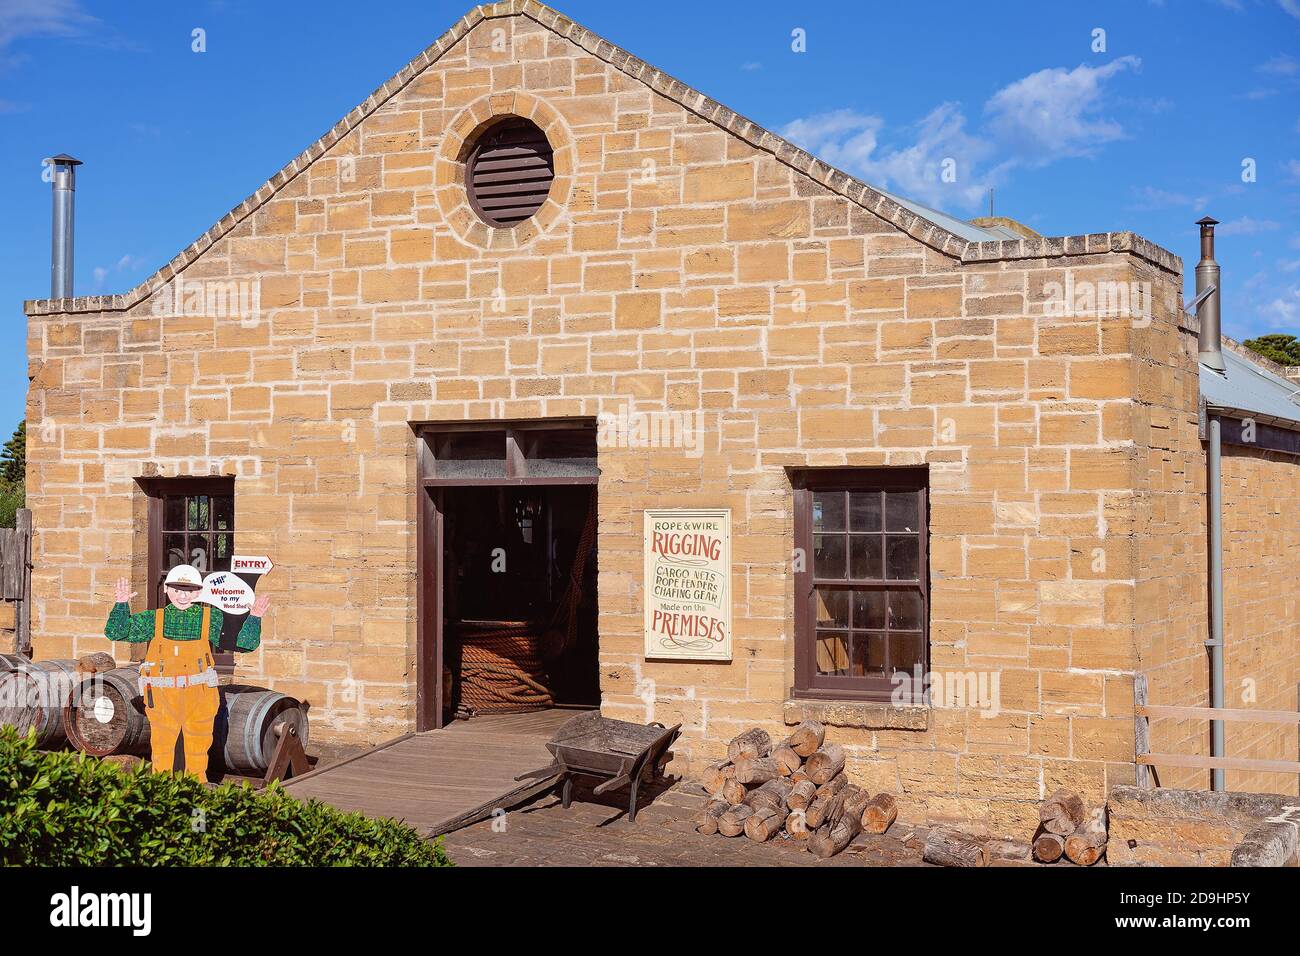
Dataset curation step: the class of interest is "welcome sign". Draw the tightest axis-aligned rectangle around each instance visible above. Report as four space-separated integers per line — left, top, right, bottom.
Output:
643 509 732 661
198 571 256 615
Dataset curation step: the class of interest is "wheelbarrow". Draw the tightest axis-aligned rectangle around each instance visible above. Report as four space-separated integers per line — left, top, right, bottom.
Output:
515 712 682 823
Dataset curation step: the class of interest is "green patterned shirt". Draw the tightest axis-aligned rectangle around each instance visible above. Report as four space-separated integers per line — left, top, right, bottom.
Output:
104 602 261 652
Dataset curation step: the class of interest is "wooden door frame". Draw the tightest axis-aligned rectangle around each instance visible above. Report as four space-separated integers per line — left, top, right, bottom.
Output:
415 433 443 730
413 422 599 731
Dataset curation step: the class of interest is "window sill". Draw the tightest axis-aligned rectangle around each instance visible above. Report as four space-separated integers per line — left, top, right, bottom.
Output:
783 697 929 731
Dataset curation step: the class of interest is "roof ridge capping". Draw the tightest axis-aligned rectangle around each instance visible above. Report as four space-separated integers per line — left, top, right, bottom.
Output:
23 0 1182 317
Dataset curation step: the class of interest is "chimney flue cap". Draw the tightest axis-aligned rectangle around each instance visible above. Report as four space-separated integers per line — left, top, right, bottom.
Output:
1197 216 1219 228
49 153 82 166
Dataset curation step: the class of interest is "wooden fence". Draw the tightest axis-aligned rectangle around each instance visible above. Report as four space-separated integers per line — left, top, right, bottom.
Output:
0 509 31 655
1135 673 1300 790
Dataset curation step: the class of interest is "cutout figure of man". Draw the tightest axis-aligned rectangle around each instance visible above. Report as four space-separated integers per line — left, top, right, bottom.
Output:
105 565 270 777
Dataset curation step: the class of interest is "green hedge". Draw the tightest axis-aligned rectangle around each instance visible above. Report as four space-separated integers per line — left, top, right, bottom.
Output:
0 728 452 866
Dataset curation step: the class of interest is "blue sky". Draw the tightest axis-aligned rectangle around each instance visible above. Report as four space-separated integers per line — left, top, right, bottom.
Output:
2 0 1299 432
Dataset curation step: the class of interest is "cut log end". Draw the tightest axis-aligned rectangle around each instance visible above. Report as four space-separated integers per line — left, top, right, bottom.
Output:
721 778 747 806
785 719 826 758
695 799 729 835
1032 829 1065 864
718 804 754 838
744 806 789 842
727 728 773 762
805 743 846 786
773 743 802 776
1039 789 1086 836
861 793 897 835
701 761 734 796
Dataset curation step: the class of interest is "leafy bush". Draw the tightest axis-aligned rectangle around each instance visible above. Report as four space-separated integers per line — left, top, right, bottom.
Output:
0 728 452 866
0 482 21 529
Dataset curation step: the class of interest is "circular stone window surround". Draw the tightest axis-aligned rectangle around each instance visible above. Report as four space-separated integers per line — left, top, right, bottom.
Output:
436 92 574 251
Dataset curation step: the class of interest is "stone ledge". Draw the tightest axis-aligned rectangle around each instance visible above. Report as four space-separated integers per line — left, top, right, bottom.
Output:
783 698 929 731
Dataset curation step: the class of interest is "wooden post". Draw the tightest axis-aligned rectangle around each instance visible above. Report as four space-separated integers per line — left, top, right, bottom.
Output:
15 509 31 657
1134 673 1151 789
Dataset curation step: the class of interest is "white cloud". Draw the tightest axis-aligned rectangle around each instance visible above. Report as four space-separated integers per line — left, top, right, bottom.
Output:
1258 284 1300 327
782 105 995 210
1259 54 1299 75
1285 158 1300 181
1218 216 1282 235
0 0 97 50
91 253 147 291
983 56 1142 164
1281 0 1300 20
780 57 1141 213
1131 185 1209 211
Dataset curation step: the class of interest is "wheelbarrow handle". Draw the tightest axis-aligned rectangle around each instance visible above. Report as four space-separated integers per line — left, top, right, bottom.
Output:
514 762 563 782
592 773 632 796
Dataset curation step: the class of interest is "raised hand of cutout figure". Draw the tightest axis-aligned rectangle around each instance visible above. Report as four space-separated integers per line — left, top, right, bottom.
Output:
114 577 137 604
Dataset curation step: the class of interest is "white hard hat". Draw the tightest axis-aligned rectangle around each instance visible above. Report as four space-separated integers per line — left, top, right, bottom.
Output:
163 564 204 591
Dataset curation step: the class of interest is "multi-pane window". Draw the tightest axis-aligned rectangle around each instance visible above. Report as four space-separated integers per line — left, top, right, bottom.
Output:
793 469 928 701
142 479 236 607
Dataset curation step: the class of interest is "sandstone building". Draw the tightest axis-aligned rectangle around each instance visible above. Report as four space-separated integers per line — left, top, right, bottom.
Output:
23 1 1300 835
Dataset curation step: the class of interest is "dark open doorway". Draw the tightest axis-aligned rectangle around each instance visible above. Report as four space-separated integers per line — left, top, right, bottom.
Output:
415 421 599 730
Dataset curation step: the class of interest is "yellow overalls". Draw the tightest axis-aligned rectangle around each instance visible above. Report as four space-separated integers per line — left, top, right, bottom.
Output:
139 606 221 777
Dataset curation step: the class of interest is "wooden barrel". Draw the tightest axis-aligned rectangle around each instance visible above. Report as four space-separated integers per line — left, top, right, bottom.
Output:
63 665 151 757
0 658 78 747
215 685 309 774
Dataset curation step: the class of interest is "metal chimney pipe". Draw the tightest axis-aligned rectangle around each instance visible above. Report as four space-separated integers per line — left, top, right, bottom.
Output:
1196 216 1225 373
49 154 82 299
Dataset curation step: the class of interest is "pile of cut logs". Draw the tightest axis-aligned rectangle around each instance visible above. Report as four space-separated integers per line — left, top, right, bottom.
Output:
695 722 897 859
1031 789 1108 866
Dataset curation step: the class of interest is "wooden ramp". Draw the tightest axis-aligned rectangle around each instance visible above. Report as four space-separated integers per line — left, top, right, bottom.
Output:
284 709 590 837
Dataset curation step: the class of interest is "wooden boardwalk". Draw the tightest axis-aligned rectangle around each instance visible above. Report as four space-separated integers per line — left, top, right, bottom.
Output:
284 709 589 837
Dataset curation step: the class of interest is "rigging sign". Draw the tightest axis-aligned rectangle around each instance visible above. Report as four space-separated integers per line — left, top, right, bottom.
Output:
643 509 732 662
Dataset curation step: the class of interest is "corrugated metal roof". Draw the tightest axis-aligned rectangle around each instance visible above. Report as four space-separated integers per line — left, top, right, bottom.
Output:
873 188 1008 244
1201 347 1300 428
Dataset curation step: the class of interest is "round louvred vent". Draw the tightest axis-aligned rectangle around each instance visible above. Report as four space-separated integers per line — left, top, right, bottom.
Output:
466 118 555 227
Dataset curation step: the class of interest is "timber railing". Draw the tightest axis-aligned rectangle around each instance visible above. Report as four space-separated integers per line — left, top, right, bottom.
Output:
1134 674 1300 788
0 508 32 656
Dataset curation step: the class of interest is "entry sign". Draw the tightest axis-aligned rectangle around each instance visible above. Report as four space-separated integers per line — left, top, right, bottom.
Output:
231 554 273 575
643 509 732 662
